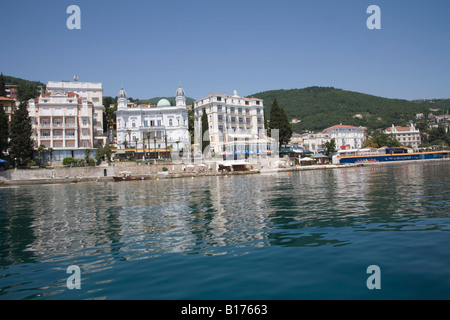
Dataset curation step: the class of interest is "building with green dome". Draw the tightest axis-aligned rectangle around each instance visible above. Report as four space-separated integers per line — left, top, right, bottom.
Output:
115 86 190 158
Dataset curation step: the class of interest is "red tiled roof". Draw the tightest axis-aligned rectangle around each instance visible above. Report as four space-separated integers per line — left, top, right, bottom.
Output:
0 96 15 101
324 124 365 131
386 126 411 132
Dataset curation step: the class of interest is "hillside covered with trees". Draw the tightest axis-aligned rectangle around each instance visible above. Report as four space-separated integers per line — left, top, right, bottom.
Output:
248 87 433 132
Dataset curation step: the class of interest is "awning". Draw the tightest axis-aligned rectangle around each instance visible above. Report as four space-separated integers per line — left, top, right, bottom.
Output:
0 158 7 163
300 157 315 161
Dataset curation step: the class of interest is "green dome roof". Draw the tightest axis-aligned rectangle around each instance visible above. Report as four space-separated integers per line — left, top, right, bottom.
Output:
157 99 171 107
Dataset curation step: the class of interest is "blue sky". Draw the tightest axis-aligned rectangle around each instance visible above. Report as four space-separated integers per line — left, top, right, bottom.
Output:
1 0 449 101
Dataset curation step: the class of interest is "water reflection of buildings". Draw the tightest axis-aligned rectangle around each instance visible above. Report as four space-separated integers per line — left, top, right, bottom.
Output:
2 163 446 269
21 176 273 266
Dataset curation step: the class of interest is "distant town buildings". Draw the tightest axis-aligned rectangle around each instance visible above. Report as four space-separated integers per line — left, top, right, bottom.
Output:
385 123 421 149
323 124 367 150
27 91 95 160
300 132 332 153
115 86 190 156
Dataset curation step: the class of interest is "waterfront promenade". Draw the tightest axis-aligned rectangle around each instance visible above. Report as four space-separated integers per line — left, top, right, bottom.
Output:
1 158 449 186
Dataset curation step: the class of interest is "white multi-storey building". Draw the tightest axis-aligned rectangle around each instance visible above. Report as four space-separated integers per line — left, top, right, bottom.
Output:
323 124 367 150
194 90 269 155
115 86 190 155
385 123 421 149
300 132 332 153
46 80 105 147
27 91 95 160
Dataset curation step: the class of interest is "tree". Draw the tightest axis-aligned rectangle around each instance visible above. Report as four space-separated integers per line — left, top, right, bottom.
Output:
0 104 8 156
164 134 170 159
96 144 113 165
201 108 210 152
145 131 151 159
153 135 158 159
134 137 139 152
268 98 293 148
103 96 117 132
103 144 113 164
428 127 446 145
9 102 34 166
364 131 401 148
188 109 195 145
127 129 132 148
323 139 336 157
17 82 40 103
48 147 54 164
37 144 46 165
264 108 270 136
0 73 6 97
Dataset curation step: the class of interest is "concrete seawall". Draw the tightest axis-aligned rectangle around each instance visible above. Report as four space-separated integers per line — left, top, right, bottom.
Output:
1 158 449 187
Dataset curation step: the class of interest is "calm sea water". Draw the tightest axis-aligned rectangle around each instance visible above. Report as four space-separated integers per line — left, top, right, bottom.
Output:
0 162 449 300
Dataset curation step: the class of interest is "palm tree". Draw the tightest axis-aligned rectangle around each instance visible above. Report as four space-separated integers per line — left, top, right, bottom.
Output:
134 137 139 152
164 134 169 159
127 129 132 149
153 135 157 159
48 147 53 164
145 131 151 159
37 144 46 165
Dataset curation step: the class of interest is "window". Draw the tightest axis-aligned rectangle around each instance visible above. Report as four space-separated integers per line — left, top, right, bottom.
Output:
238 108 242 114
257 108 261 114
256 101 260 105
218 125 224 132
144 120 148 127
169 119 173 126
132 122 136 128
218 115 223 121
230 107 235 113
157 120 161 126
217 105 222 112
245 109 250 115
231 117 236 123
150 120 155 127
217 97 222 102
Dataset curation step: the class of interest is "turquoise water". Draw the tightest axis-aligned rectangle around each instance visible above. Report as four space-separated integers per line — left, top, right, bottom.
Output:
0 162 449 300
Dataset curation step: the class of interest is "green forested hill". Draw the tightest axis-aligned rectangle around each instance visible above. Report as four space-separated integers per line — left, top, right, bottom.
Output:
248 87 434 132
2 75 46 90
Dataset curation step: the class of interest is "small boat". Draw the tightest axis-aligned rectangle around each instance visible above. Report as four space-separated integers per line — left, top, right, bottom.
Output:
113 171 148 181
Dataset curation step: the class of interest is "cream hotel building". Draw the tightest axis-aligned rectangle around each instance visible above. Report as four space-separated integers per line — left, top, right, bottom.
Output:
194 90 273 166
